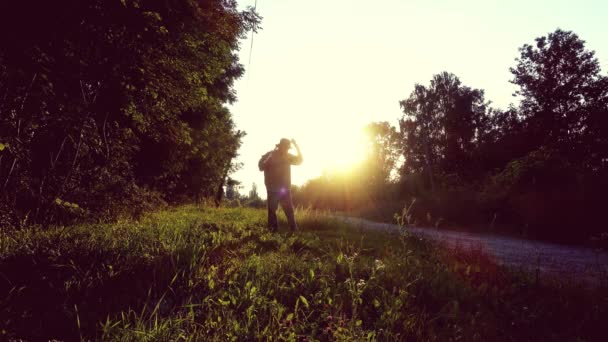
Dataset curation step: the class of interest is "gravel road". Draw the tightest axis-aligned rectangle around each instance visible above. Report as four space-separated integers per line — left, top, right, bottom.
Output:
341 217 608 285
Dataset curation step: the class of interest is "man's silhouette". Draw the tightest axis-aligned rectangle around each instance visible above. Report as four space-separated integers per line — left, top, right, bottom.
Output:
258 138 303 232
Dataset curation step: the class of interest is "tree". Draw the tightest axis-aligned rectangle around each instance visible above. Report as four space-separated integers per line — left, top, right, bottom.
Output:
399 72 489 189
362 122 401 189
248 183 261 201
474 107 528 173
399 84 437 190
0 0 259 224
510 29 608 166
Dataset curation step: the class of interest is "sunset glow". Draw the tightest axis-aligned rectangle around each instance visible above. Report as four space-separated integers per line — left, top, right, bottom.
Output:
231 0 608 195
308 125 368 173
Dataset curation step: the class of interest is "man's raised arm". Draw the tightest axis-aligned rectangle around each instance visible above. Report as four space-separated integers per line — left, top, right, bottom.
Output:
290 139 303 165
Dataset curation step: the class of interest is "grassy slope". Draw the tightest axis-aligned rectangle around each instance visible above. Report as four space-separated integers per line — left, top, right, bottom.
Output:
0 206 606 341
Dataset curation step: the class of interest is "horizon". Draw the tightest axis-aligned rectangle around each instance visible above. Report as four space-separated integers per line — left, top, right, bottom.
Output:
230 0 608 196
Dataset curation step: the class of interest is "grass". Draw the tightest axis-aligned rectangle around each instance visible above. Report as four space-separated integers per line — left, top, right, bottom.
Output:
0 205 607 341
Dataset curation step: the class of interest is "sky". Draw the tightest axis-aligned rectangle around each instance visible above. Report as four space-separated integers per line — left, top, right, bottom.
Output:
229 0 608 196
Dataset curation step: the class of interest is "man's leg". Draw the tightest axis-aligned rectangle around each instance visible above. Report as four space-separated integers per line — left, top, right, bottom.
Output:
267 190 279 232
280 190 298 231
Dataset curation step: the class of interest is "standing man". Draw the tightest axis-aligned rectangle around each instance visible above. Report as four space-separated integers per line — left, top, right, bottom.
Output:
258 138 303 232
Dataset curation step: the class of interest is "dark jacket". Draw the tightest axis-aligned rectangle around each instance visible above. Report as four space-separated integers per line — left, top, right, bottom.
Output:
259 150 302 191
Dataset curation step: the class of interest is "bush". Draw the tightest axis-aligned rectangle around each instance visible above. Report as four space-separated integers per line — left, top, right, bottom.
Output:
481 147 606 241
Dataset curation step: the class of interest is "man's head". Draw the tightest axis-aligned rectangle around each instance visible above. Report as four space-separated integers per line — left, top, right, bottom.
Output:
276 138 291 153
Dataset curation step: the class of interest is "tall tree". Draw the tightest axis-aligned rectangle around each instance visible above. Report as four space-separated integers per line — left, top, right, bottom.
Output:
248 183 261 201
510 29 608 167
399 84 438 190
363 121 401 188
399 72 489 189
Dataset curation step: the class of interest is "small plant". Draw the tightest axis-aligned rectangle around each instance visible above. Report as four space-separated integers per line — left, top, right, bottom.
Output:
394 198 417 230
394 198 418 254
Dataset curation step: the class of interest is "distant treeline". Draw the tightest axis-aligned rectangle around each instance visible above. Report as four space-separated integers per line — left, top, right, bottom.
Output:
293 29 608 243
0 1 258 225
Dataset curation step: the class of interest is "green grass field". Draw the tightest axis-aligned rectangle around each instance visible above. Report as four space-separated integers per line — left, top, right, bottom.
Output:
1 205 606 341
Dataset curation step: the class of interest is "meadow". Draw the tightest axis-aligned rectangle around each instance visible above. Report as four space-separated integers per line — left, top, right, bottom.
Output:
1 206 606 341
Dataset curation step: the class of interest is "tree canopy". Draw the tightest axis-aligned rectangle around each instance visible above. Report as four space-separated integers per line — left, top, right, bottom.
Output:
0 0 258 225
510 29 608 168
399 72 489 188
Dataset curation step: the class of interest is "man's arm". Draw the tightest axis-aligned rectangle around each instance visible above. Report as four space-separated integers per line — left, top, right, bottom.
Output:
290 139 303 165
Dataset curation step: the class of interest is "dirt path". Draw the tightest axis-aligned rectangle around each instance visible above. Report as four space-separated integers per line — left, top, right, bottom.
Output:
340 217 608 285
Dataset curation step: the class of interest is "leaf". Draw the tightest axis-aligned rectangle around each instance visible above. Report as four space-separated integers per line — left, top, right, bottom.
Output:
356 319 362 326
277 306 284 320
299 295 309 308
309 269 315 279
286 313 294 321
373 299 380 308
0 143 5 151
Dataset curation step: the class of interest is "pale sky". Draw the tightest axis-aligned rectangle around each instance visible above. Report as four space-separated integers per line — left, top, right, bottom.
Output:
229 0 608 196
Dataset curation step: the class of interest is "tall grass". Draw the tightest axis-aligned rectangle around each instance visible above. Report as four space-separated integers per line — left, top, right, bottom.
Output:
0 205 606 341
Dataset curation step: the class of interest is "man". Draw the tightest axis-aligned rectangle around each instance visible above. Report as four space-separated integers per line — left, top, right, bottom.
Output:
258 138 303 232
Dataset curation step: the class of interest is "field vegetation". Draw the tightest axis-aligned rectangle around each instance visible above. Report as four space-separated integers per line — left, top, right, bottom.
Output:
1 206 606 341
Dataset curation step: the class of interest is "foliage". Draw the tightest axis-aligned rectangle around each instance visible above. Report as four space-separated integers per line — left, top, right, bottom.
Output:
361 122 401 187
1 206 606 341
510 29 608 168
249 183 261 201
296 29 608 242
399 72 490 188
0 0 256 225
244 182 266 208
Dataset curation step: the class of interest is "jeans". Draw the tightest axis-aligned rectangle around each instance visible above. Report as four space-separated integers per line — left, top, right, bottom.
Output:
267 187 297 232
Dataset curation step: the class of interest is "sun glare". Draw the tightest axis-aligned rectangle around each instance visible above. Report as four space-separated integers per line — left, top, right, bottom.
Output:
325 135 367 171
294 124 368 181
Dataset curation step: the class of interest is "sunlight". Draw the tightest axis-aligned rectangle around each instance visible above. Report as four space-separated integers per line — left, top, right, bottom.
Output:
325 133 368 172
296 124 368 178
